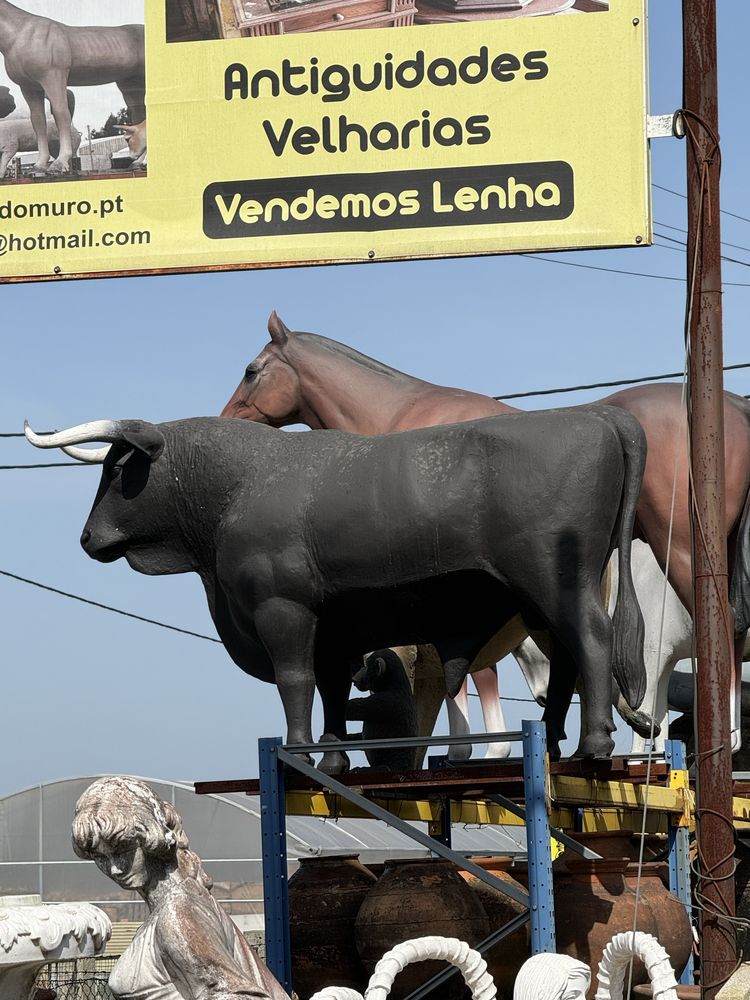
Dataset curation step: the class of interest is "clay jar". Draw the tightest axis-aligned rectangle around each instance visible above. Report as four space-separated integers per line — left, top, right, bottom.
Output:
355 858 490 1000
458 857 530 1000
553 860 692 999
288 853 377 1000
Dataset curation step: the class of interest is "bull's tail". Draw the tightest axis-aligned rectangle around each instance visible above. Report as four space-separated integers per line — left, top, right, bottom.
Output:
730 481 750 635
606 410 648 710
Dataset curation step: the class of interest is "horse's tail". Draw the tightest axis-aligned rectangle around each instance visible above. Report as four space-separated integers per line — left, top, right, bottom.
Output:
601 407 648 710
730 474 750 636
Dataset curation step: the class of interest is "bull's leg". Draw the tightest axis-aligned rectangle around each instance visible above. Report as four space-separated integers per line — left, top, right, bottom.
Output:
41 74 74 173
315 664 352 776
567 602 617 759
542 637 578 761
413 646 447 767
21 87 50 173
255 600 316 759
446 681 472 762
472 666 512 759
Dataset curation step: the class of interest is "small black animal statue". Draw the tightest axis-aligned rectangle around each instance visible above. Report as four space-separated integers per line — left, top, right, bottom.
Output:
348 650 418 771
26 409 647 773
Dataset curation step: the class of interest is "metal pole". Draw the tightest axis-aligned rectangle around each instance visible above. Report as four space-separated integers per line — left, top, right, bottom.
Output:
522 720 555 954
258 737 292 993
682 3 736 995
666 740 694 986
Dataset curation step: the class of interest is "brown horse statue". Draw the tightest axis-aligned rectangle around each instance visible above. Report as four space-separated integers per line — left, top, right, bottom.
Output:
222 312 750 753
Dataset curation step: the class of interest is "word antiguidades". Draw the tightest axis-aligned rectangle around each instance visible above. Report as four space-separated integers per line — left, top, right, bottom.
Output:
225 47 549 104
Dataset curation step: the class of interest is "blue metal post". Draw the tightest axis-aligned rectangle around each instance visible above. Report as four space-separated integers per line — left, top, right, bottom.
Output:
522 720 556 953
259 737 292 993
665 739 694 985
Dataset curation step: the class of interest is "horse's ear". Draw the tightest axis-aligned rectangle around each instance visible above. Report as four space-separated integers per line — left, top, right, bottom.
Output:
268 311 290 346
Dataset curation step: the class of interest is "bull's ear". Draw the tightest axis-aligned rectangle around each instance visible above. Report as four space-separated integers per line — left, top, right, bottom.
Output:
375 657 387 680
268 310 290 346
121 424 165 460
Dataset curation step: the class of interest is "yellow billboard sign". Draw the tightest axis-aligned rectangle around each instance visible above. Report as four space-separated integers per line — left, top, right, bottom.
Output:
0 0 649 282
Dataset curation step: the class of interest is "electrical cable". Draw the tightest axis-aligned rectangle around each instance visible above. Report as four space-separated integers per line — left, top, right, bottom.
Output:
654 182 750 227
0 569 222 644
523 253 750 286
0 462 87 469
656 220 750 255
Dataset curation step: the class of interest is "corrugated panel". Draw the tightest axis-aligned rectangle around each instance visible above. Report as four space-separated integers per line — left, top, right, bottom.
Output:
105 922 140 956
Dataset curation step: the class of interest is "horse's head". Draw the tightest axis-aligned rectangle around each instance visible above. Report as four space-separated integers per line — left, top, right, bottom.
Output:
221 311 303 426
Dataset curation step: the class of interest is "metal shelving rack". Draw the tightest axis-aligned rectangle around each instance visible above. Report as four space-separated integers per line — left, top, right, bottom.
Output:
231 723 695 996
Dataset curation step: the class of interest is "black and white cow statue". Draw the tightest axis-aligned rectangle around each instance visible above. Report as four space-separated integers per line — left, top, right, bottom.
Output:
26 409 647 772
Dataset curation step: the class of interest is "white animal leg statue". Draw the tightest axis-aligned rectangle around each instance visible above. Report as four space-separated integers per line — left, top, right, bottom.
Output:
446 679 473 762
473 666 512 759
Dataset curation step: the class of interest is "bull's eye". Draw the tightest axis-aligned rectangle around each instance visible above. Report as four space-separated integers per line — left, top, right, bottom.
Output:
244 366 258 381
109 465 123 481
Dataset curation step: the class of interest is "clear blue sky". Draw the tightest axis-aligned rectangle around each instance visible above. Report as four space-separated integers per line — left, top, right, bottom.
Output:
1 4 749 797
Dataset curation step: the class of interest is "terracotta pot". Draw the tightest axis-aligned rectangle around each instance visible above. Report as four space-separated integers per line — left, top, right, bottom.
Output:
288 853 377 1000
554 861 692 999
458 857 530 1000
355 858 490 1000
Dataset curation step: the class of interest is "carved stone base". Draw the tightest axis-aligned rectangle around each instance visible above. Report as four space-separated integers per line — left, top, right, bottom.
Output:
0 894 111 1000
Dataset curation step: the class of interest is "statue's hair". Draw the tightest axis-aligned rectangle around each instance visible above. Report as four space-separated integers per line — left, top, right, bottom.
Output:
72 776 212 890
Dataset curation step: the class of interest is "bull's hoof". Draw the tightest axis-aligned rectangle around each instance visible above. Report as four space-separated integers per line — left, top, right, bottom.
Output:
573 734 615 759
319 750 350 776
318 733 350 776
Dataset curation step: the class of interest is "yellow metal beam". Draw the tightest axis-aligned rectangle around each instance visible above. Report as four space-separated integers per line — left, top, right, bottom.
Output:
550 775 691 815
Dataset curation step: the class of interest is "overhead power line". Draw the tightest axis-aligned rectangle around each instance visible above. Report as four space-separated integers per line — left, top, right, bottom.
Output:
525 253 750 286
655 220 750 255
2 362 748 445
494 361 750 401
654 182 750 226
0 569 222 643
0 462 87 469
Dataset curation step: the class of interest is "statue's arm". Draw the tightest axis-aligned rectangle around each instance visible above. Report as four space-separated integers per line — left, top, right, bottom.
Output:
157 902 280 999
346 695 382 722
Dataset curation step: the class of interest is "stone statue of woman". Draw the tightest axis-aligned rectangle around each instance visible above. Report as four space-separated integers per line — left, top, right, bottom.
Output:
72 776 290 1000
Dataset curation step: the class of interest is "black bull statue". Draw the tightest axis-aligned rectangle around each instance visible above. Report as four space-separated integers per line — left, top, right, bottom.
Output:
26 409 647 771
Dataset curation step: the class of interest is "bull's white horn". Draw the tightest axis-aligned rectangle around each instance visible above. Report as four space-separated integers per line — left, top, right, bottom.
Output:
24 419 124 453
61 444 112 463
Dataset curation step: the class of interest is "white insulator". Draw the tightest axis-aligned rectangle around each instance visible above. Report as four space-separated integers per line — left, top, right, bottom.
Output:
308 989 363 1000
513 952 591 1000
363 936 496 1000
594 931 678 1000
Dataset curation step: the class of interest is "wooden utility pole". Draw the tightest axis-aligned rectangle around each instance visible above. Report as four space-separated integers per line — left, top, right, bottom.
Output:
682 2 737 996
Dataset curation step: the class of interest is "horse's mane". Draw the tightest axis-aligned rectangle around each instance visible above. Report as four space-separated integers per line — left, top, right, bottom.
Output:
293 332 414 382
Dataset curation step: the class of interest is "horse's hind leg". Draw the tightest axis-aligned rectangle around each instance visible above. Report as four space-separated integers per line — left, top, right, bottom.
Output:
117 77 146 124
21 87 50 173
